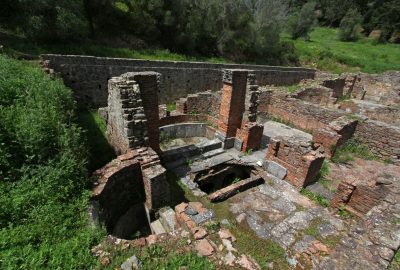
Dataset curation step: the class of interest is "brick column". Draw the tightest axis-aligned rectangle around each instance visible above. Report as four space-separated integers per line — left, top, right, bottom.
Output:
218 69 248 138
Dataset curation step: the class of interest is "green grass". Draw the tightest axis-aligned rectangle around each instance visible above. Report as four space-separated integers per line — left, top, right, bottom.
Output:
389 249 400 270
0 54 105 269
103 238 215 270
77 110 115 171
300 188 330 207
166 103 176 112
331 137 378 164
284 27 400 74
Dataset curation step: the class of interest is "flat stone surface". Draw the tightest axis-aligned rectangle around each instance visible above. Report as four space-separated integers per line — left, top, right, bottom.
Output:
264 160 287 180
262 121 312 144
225 174 346 259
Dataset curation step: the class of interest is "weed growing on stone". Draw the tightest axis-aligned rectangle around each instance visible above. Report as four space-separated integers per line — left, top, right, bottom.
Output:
166 103 176 112
331 137 378 163
338 206 353 219
300 188 330 207
389 249 400 270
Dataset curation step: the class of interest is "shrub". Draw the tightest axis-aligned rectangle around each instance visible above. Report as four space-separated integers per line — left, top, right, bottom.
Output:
288 2 317 41
339 8 363 41
0 55 103 270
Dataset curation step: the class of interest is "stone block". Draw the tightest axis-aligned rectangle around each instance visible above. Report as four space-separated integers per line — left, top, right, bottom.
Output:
264 161 287 180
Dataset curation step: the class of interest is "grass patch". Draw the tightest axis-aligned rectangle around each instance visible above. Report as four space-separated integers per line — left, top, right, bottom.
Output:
315 160 334 191
300 188 330 207
389 249 400 270
166 103 176 112
300 218 342 249
77 110 115 171
331 137 378 164
103 238 215 270
287 84 302 93
231 225 290 269
338 206 353 220
0 54 104 269
284 27 400 74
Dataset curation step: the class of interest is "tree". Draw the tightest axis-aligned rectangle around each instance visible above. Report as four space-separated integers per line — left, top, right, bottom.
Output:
289 1 317 40
339 8 363 41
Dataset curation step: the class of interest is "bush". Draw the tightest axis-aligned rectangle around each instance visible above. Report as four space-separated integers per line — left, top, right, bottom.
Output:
0 55 103 269
288 1 317 40
339 8 363 41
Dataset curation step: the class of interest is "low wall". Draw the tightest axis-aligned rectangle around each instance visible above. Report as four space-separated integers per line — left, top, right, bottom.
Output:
160 123 208 138
258 91 346 132
41 54 315 108
355 120 400 163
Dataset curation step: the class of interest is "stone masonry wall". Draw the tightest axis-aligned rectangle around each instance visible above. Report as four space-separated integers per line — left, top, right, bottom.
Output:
40 54 315 108
258 91 346 132
176 90 221 117
355 120 400 164
107 72 161 154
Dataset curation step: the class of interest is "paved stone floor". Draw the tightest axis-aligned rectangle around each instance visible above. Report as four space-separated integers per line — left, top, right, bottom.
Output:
228 172 348 267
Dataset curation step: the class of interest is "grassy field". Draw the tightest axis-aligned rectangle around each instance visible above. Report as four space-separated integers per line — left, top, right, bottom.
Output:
285 27 400 74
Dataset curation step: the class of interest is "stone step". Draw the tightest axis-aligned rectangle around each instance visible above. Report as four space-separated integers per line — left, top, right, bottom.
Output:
190 153 233 173
158 207 177 232
202 148 225 159
161 139 223 169
150 219 166 235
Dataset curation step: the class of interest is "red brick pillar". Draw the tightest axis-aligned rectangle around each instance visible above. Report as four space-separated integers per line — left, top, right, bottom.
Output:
218 69 248 138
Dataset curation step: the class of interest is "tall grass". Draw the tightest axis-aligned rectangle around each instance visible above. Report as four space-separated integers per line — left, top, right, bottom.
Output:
0 54 104 270
284 27 400 74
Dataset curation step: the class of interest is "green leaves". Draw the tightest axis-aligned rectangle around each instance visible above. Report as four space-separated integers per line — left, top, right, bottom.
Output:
0 55 102 269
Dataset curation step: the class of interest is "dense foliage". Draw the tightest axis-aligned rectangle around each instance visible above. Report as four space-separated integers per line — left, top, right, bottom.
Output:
0 55 103 269
339 8 363 41
288 1 317 40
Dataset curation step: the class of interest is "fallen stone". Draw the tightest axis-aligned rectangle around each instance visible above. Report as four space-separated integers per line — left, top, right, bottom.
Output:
145 235 157 245
191 227 208 240
100 257 111 266
236 213 246 223
121 255 142 270
237 255 261 270
218 229 236 242
195 239 215 256
175 202 188 214
208 176 264 202
224 251 236 266
264 160 287 180
222 239 237 252
191 210 215 224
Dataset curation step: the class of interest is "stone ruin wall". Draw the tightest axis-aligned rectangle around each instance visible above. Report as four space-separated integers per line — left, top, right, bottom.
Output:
107 72 161 155
40 54 315 108
258 91 346 132
356 120 400 163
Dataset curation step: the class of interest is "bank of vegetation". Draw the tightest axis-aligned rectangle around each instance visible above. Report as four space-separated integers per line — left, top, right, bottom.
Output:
0 55 104 269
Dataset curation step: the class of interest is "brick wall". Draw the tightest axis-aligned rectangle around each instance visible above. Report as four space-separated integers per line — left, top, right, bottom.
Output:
258 91 346 132
265 139 325 188
40 54 315 108
355 120 400 163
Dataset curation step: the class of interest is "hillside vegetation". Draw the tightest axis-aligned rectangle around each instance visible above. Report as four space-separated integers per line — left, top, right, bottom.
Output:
287 27 400 74
0 55 104 269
